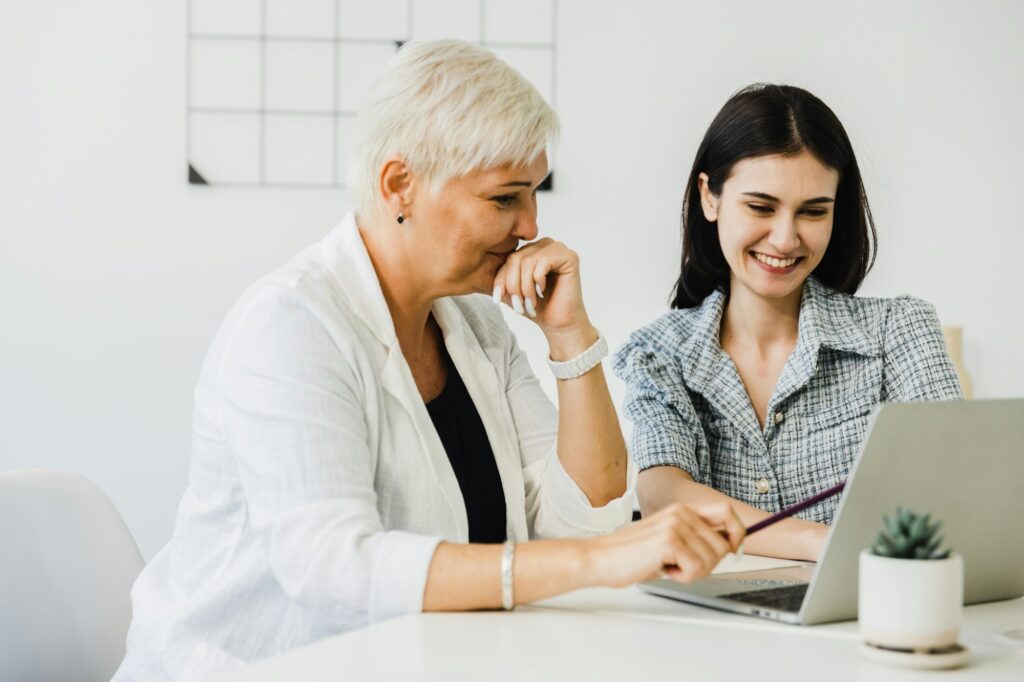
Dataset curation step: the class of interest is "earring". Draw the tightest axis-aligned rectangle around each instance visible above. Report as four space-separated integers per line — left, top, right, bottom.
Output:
396 211 405 225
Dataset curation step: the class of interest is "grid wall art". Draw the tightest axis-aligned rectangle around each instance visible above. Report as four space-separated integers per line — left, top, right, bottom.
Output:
186 0 557 189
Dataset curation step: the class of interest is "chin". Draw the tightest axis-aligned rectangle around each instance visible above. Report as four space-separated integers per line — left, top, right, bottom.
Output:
465 271 496 296
743 273 807 300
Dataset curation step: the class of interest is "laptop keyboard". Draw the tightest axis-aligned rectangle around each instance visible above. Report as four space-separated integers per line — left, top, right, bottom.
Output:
722 583 809 612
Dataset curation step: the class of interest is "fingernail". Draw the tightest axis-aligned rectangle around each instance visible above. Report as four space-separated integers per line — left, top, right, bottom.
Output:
524 297 537 318
511 294 524 315
492 285 502 304
736 542 745 560
535 283 545 299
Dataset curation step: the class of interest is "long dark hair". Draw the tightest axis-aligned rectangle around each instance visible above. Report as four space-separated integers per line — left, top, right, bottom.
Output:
671 83 876 309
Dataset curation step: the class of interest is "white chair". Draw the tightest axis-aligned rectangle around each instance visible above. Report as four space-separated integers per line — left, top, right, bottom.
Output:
0 469 144 682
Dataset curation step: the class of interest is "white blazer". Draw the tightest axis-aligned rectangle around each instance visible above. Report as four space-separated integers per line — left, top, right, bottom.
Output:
115 213 635 682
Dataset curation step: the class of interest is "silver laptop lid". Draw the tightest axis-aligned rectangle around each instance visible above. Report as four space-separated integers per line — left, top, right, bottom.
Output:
801 399 1024 624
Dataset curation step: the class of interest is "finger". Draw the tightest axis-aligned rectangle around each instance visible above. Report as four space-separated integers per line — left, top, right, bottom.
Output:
666 541 706 584
696 503 746 553
659 565 683 581
725 508 746 553
527 240 581 308
692 518 732 561
674 520 718 572
659 522 708 577
492 262 507 305
503 253 524 315
492 267 522 314
685 507 731 559
515 243 557 313
518 255 538 318
530 256 553 303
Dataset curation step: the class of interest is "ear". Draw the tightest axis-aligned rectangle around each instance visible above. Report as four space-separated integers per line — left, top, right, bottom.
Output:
378 156 416 218
697 172 719 222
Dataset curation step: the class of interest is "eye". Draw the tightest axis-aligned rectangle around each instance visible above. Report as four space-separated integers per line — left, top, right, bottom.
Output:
801 208 829 218
747 203 773 215
491 194 517 208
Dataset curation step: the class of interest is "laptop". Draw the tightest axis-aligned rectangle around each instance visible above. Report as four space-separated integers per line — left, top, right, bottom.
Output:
638 399 1024 625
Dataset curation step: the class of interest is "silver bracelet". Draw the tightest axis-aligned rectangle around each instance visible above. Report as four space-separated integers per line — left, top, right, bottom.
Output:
547 332 608 381
501 541 516 610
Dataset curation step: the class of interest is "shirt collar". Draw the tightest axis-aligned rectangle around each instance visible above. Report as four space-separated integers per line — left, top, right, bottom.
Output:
799 277 879 358
673 289 728 398
320 212 485 356
675 277 879 396
321 211 400 348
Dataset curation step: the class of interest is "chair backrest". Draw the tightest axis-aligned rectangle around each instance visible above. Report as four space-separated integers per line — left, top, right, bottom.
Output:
0 470 144 682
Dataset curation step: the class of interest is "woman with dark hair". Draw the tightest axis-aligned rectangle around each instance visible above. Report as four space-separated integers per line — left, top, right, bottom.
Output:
613 84 962 561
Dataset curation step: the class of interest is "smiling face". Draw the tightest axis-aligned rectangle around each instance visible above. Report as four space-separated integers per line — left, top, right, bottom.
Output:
407 152 549 296
699 151 839 303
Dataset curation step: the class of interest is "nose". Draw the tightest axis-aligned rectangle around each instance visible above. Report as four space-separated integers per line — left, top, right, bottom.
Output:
767 213 800 254
510 203 539 242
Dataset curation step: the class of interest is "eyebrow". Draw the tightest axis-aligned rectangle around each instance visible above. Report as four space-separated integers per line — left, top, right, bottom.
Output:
498 181 533 188
741 192 835 205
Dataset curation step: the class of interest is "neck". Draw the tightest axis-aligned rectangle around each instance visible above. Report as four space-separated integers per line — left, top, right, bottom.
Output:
721 277 804 355
357 212 437 352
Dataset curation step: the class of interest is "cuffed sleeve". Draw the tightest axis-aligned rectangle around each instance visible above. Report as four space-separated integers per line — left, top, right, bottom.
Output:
501 330 634 539
525 447 637 537
881 296 963 402
612 338 705 482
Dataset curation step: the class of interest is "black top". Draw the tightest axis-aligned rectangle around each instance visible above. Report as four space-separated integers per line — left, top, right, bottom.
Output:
425 352 507 544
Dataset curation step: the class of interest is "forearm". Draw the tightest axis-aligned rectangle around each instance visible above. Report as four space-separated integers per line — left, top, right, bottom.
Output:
422 539 592 611
638 466 826 561
547 323 628 507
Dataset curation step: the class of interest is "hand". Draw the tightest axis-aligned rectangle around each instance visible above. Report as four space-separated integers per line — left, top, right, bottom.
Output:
493 238 590 342
800 522 829 561
582 502 746 588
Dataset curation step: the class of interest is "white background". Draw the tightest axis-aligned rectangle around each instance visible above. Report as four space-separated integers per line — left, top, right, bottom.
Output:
2 0 1022 559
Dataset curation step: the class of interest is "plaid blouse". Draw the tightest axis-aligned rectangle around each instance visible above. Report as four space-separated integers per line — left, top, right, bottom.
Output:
612 277 962 524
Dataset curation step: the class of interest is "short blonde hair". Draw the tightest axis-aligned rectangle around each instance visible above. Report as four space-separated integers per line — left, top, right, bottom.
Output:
348 40 559 216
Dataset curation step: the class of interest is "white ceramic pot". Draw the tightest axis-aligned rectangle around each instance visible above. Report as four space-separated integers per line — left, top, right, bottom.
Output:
859 550 963 649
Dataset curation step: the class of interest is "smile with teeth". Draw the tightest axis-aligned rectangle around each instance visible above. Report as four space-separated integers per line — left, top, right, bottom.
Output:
751 251 801 269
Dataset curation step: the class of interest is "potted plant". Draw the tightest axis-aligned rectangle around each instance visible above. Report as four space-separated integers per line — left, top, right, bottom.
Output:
859 507 964 662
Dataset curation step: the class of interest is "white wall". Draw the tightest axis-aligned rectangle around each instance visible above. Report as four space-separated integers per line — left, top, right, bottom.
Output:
2 0 1022 559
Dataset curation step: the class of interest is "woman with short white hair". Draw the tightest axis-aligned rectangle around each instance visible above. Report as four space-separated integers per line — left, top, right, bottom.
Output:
114 40 743 681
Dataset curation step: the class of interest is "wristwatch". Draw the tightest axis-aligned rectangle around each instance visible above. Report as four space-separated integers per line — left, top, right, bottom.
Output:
547 332 608 380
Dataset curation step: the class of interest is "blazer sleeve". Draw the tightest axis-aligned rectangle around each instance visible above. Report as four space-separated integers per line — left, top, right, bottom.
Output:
881 296 964 402
218 287 443 627
612 338 707 483
501 331 636 539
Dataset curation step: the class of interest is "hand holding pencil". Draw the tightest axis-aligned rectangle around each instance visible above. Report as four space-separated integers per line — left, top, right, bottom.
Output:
732 481 847 558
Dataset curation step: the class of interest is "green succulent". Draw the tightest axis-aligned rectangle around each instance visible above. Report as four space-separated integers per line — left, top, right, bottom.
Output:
871 507 951 560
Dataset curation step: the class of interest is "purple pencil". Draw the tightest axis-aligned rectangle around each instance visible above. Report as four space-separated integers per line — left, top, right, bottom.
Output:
745 480 847 536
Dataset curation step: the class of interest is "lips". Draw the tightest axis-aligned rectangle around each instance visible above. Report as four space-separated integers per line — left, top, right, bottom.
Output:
751 251 799 268
750 250 803 273
488 244 518 261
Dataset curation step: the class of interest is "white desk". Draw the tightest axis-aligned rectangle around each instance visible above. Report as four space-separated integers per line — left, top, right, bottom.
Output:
218 556 1024 681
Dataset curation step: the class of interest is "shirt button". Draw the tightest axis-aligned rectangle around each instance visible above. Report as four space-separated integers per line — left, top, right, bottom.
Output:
756 478 771 494
774 411 784 425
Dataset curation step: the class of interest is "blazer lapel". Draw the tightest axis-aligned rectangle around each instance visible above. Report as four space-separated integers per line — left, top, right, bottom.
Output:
321 213 468 540
434 298 530 543
381 345 470 538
